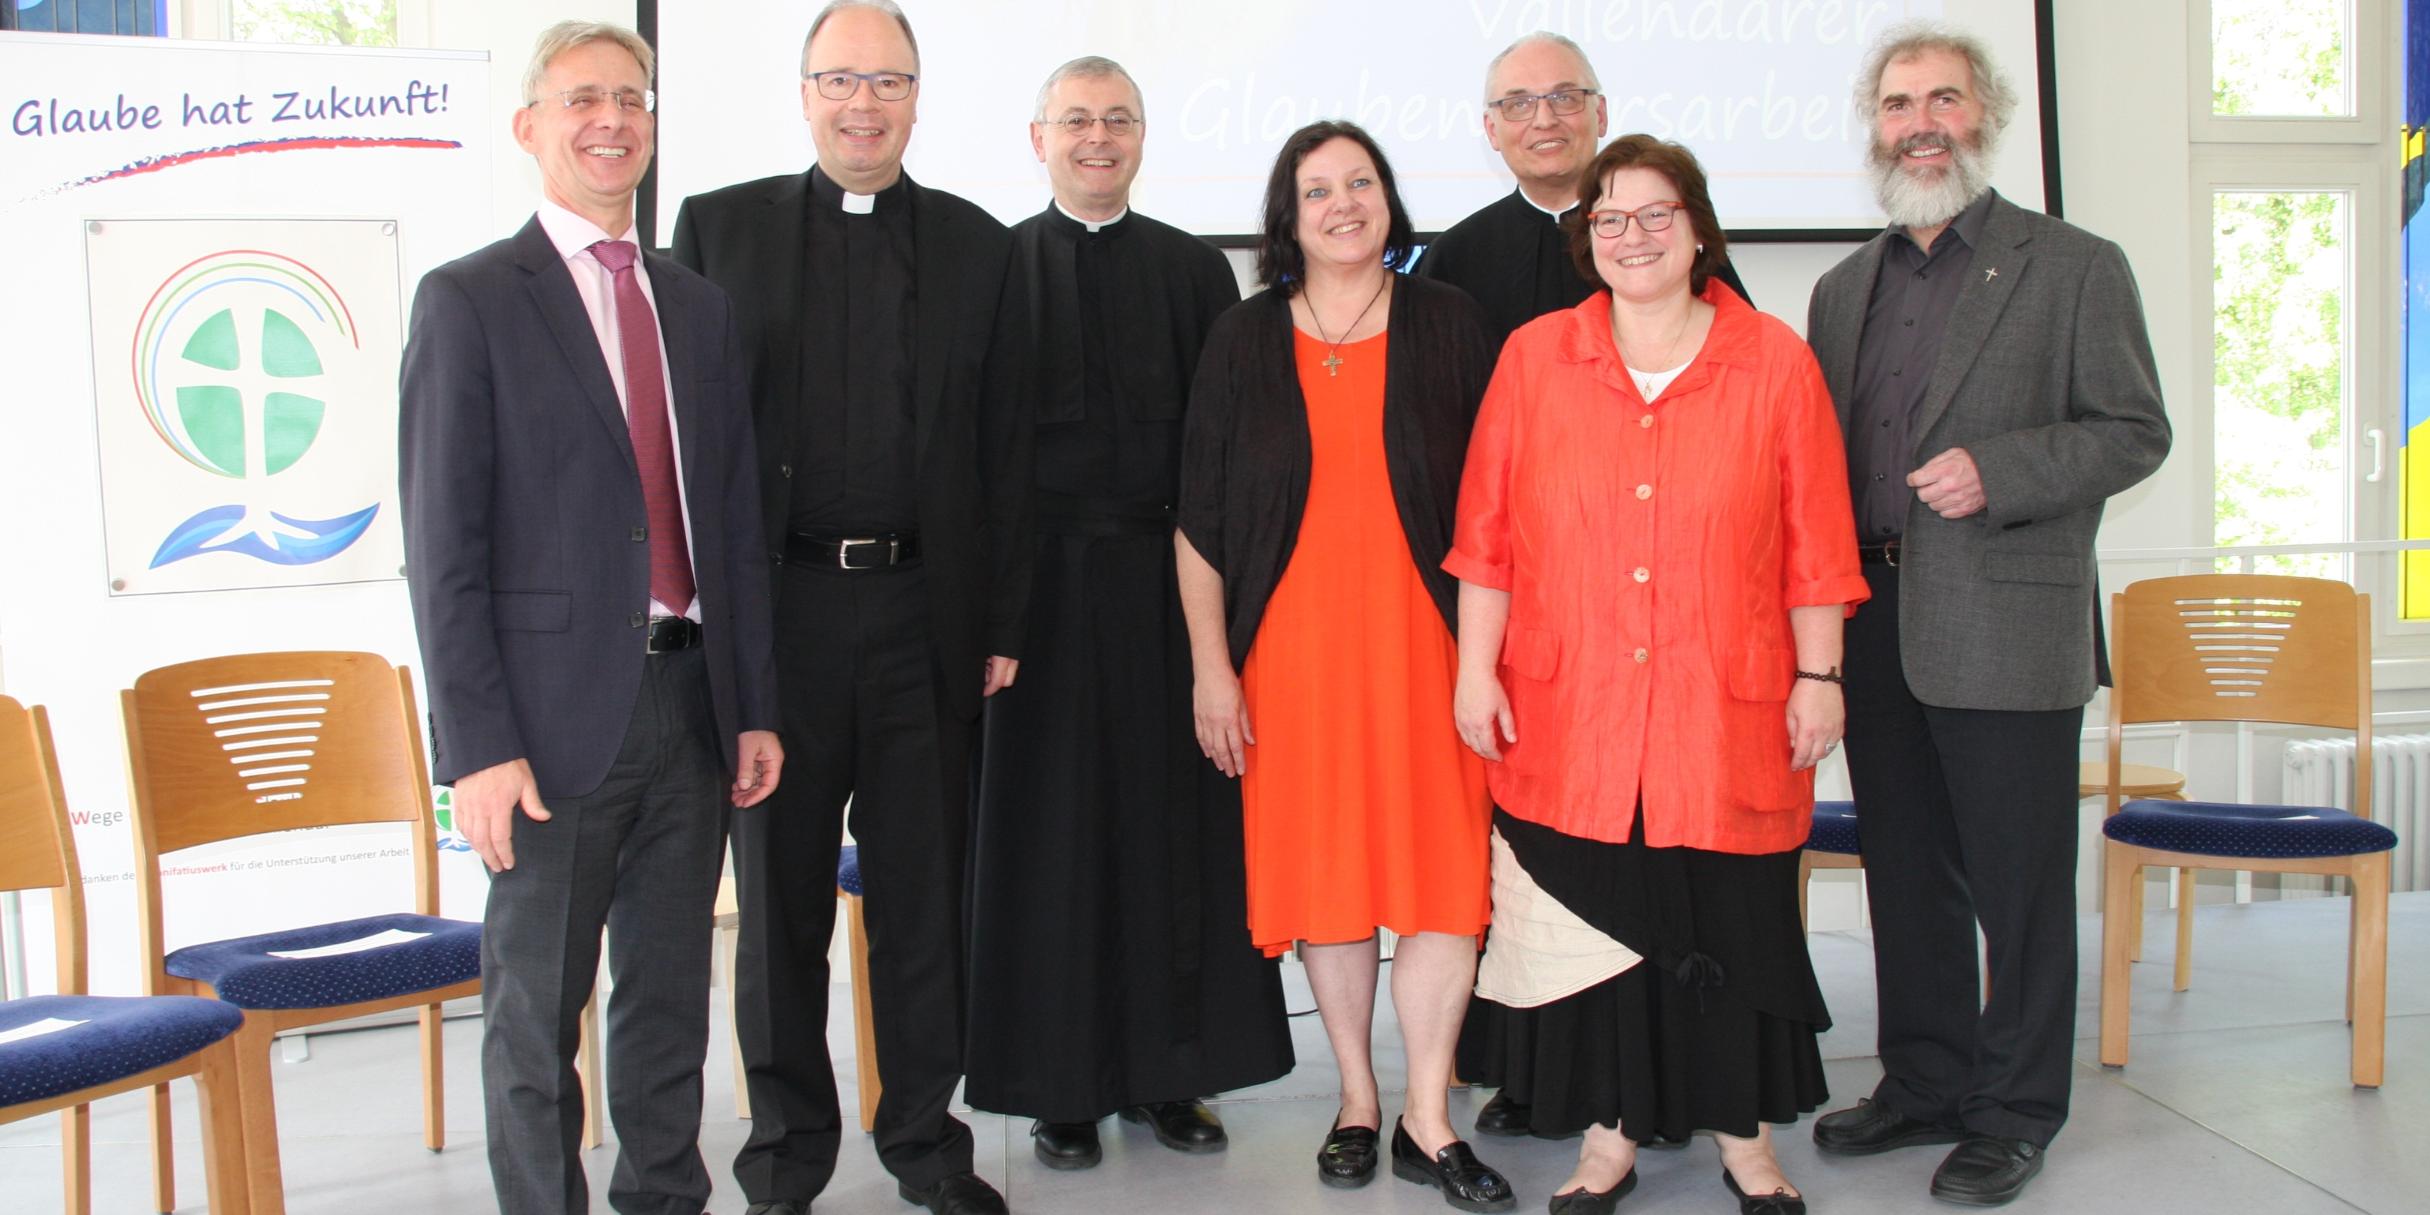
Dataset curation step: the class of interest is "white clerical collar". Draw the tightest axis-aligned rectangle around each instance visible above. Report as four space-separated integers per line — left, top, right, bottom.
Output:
1519 189 1578 222
841 190 876 215
1055 200 1128 232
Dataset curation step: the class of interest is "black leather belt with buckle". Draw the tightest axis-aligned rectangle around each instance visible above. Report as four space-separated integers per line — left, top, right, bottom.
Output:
646 616 702 653
785 532 921 570
1858 540 1902 567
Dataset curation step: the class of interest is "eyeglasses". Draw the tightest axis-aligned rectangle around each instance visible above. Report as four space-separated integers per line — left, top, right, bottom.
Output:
1042 113 1140 137
1586 201 1685 238
1486 88 1598 121
535 88 655 115
804 70 917 102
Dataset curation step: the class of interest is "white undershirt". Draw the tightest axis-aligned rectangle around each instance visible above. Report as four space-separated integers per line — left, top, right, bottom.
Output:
1626 358 1693 402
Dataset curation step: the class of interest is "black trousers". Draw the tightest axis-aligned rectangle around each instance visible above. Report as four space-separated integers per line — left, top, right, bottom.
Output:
732 561 976 1202
482 646 729 1215
1842 561 2083 1148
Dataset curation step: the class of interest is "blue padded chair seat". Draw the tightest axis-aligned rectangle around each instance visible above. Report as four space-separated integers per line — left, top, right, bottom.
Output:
0 993 242 1107
164 912 480 1010
2103 800 2398 860
1805 800 1861 855
837 844 864 897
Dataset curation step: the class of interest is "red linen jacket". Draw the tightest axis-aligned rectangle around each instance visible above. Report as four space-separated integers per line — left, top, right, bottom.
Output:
1444 284 1868 853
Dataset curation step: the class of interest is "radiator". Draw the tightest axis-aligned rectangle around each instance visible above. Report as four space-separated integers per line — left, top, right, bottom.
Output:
2282 734 2430 891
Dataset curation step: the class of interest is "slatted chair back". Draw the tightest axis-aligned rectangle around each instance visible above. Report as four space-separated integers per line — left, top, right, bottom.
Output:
123 651 442 959
2108 574 2370 817
0 696 84 995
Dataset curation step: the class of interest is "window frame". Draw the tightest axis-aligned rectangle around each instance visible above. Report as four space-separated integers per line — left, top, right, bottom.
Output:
2190 0 2385 144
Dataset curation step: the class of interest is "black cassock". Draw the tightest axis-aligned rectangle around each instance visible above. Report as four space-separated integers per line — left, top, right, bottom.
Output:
1416 187 1754 349
964 206 1294 1122
1414 186 1752 1103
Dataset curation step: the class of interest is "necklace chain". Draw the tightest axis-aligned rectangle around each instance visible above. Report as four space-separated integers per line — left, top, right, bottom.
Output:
1307 275 1390 377
1617 302 1694 399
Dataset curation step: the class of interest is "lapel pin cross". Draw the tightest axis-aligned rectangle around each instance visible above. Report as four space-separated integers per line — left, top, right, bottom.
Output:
1984 267 1999 283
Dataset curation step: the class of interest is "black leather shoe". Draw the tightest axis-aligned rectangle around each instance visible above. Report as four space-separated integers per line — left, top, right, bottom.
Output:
1121 1100 1227 1152
1390 1118 1517 1212
1474 1091 1532 1137
743 1204 807 1215
1030 1119 1102 1170
896 1171 1010 1214
1928 1136 2045 1206
1811 1098 1964 1156
1546 1167 1636 1214
1318 1117 1381 1188
1723 1169 1806 1215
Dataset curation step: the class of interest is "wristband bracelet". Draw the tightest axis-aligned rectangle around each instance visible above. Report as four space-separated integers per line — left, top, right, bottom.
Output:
1795 668 1844 685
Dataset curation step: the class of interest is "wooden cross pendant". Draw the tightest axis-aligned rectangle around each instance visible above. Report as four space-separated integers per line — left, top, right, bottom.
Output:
1322 352 1343 377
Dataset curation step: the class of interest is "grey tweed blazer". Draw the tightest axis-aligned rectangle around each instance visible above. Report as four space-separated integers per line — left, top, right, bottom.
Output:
1806 191 2171 712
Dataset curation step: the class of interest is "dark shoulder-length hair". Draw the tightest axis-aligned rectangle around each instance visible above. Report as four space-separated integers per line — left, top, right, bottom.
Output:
1255 120 1417 291
1565 134 1729 296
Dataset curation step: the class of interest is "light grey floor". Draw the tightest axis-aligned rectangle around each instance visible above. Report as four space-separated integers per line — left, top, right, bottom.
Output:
6 893 2424 1213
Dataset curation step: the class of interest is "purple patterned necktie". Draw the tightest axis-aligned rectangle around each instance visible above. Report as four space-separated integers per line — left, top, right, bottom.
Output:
588 239 695 616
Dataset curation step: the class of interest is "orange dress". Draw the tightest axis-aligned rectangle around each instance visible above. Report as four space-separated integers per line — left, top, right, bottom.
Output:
1237 328 1492 957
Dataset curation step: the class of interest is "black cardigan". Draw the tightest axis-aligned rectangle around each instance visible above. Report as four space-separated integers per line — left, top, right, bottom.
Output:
1176 273 1496 671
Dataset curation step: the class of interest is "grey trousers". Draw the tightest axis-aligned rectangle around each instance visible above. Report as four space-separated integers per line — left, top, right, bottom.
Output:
481 646 730 1215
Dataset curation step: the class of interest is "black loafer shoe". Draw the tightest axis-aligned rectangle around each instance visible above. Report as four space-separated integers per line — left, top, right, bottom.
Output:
1812 1098 1964 1156
1929 1136 2044 1207
896 1171 1010 1215
1473 1091 1532 1137
1121 1100 1227 1152
1318 1118 1381 1188
1030 1119 1102 1170
1723 1169 1806 1215
1546 1168 1636 1214
1390 1118 1517 1212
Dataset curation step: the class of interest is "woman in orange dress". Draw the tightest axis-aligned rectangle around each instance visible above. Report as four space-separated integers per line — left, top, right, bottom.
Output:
1175 120 1508 1212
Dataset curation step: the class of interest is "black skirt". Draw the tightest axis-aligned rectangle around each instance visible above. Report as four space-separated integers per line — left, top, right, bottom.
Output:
1489 808 1829 1141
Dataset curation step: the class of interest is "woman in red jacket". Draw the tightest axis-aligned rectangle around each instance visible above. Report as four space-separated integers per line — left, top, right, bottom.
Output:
1445 134 1867 1215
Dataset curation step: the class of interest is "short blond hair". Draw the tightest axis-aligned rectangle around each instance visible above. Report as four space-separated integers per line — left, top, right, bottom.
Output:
521 21 655 106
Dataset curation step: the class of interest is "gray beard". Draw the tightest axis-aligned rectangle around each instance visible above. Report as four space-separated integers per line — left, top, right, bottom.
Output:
1869 136 1994 231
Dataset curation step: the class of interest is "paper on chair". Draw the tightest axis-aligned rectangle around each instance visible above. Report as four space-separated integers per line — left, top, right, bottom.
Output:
0 1017 87 1044
268 928 431 959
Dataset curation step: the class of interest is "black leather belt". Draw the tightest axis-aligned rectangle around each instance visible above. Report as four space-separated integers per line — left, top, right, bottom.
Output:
1858 540 1902 567
646 616 702 653
1036 491 1174 538
785 531 921 570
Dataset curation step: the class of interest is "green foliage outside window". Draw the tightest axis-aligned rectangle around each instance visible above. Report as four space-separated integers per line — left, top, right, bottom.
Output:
233 0 398 48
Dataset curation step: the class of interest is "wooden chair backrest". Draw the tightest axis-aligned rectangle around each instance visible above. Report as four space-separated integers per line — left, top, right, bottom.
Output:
122 651 432 855
0 696 88 994
2108 573 2372 817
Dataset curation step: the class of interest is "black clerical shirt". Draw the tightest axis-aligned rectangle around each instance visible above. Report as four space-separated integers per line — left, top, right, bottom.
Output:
1846 189 1996 541
1418 188 1756 348
790 167 918 533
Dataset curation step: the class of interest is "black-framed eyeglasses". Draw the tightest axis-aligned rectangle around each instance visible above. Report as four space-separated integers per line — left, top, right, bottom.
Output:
1043 113 1140 137
1586 201 1684 238
534 87 655 115
1487 88 1598 121
804 70 917 101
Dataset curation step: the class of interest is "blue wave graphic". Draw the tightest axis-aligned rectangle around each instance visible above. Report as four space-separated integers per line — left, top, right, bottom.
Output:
149 503 380 568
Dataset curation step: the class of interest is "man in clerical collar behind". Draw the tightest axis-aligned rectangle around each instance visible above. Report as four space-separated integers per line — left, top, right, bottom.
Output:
963 53 1294 1177
1417 29 1751 351
670 2 1032 1214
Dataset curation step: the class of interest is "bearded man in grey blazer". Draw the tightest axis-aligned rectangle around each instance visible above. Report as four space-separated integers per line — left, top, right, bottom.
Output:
1804 22 2169 1207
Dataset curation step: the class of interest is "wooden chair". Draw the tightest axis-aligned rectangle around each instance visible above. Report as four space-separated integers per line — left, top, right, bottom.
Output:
123 652 482 1214
2077 761 2194 990
2096 575 2395 1087
1 694 252 1214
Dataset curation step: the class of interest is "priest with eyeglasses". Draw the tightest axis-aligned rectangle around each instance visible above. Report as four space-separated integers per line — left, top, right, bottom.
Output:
962 53 1295 1177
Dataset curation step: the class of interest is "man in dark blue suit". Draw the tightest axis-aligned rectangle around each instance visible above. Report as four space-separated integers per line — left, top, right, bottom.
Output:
399 20 783 1215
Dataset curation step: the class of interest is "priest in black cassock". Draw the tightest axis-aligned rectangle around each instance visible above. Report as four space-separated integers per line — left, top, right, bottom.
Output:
1414 31 1755 1142
964 55 1294 1174
1417 30 1753 349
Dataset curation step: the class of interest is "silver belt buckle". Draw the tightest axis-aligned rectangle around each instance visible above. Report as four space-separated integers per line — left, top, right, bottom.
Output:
1884 539 1900 568
836 536 896 569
